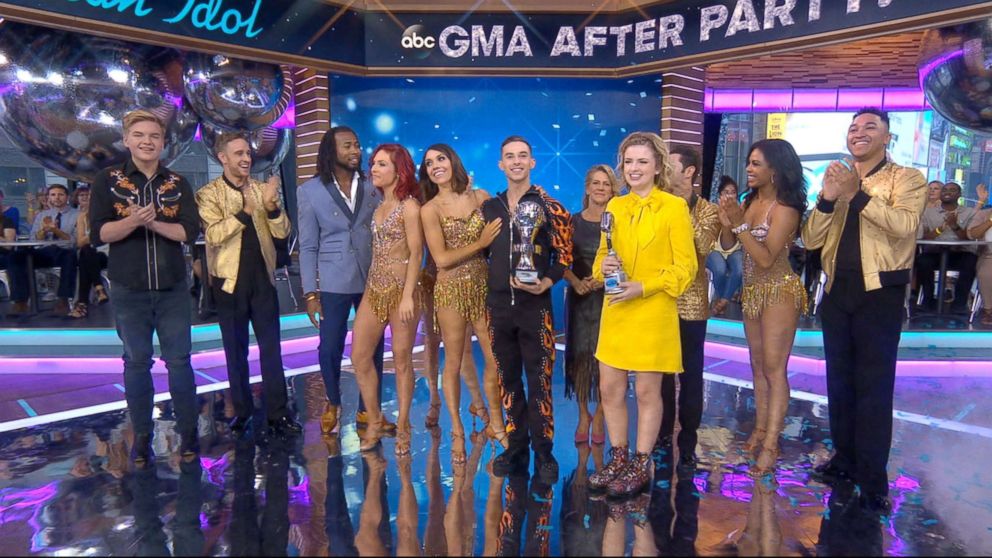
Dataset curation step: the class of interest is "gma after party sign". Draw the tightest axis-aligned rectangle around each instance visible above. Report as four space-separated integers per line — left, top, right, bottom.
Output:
4 0 991 70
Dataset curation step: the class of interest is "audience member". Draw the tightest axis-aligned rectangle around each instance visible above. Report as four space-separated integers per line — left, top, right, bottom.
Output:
917 182 978 313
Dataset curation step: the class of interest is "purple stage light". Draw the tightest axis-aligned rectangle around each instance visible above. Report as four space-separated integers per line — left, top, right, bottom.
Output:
707 87 931 112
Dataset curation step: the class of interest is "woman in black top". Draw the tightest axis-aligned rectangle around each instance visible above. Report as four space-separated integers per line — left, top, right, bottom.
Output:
564 164 620 444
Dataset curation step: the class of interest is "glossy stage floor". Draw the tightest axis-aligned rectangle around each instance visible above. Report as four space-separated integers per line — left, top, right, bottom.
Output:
2 319 992 556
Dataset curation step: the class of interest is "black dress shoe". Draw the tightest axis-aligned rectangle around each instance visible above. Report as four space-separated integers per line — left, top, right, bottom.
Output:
131 433 154 468
268 415 303 437
535 452 559 484
676 454 697 478
811 460 849 485
860 492 891 516
493 445 529 477
229 415 252 435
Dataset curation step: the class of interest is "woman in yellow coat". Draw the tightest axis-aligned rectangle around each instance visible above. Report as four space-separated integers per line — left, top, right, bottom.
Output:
587 132 697 499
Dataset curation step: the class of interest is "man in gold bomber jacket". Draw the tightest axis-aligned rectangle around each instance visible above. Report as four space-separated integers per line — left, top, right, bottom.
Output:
801 108 926 515
196 132 302 438
659 144 720 476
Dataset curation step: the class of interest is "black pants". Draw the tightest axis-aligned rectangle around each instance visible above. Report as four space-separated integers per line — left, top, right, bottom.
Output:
660 318 707 457
916 250 978 311
821 272 904 496
76 246 107 303
496 474 554 557
9 245 77 302
489 296 556 455
213 265 289 422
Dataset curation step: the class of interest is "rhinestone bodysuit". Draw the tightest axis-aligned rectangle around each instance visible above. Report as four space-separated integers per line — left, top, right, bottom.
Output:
434 208 488 323
741 201 808 320
367 201 416 322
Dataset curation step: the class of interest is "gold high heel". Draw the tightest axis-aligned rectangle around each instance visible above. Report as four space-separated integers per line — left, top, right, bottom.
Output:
425 401 441 428
451 430 467 465
468 402 490 431
742 428 767 462
749 445 781 479
395 423 411 457
361 419 384 452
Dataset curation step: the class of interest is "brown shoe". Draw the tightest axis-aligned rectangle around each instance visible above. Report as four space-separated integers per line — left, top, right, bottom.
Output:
606 452 653 499
589 445 630 492
321 404 339 434
981 309 992 327
356 410 397 436
10 301 30 314
53 298 70 315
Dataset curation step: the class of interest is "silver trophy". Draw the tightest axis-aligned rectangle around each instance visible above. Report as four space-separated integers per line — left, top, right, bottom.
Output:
601 211 627 295
512 200 546 284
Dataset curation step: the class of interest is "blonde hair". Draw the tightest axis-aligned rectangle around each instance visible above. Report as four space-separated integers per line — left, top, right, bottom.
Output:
582 164 621 209
616 131 674 192
122 109 166 134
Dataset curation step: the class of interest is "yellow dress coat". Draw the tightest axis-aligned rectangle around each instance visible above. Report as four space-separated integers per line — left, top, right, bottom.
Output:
593 188 697 372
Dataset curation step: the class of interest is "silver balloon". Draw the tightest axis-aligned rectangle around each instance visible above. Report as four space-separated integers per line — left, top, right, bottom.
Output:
919 20 992 133
183 54 291 131
200 121 293 175
0 24 197 182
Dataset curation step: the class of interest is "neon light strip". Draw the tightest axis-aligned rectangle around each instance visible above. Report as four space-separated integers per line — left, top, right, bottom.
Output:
0 345 424 433
705 87 932 112
3 341 984 438
707 318 992 349
0 312 316 347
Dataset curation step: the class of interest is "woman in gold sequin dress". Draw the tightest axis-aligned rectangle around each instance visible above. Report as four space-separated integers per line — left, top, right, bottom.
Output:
419 144 506 463
352 144 423 455
717 138 808 477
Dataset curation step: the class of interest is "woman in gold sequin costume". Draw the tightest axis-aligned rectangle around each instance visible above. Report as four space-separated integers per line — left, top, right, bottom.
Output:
717 138 808 478
352 144 423 455
419 144 506 463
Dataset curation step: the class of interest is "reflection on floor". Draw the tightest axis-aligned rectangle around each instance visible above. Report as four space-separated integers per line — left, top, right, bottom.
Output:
0 347 988 556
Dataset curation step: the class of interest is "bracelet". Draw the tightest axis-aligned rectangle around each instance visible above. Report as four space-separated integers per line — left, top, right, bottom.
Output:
934 227 943 236
303 292 319 302
731 222 750 235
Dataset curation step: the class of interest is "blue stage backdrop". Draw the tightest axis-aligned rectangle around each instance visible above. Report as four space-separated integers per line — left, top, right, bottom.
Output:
328 74 663 214
328 73 663 327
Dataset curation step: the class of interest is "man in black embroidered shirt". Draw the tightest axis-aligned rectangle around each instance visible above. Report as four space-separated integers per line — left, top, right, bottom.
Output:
196 132 302 437
89 110 200 467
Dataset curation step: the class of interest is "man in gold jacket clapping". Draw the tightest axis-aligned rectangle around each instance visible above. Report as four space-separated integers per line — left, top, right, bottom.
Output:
196 132 302 438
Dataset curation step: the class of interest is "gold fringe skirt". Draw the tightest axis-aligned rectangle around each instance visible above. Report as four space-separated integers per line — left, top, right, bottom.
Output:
366 284 403 323
434 273 487 323
740 274 808 320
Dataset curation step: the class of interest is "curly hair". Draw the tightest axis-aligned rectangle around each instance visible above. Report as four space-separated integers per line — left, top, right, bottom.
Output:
418 144 471 203
370 143 421 202
616 132 674 192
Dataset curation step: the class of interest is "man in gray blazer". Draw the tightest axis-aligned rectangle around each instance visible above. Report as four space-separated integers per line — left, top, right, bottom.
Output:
298 126 390 436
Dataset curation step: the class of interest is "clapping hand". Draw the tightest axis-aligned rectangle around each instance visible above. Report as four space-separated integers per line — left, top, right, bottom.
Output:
262 176 280 212
977 183 988 207
719 194 745 228
822 158 860 202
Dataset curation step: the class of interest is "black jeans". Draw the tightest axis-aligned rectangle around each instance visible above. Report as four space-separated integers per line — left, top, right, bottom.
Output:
915 250 978 310
9 245 77 302
660 318 707 457
111 279 197 438
318 291 384 411
489 296 556 455
213 266 290 422
821 272 904 496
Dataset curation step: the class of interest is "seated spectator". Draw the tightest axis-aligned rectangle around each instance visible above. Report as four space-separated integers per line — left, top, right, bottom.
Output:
706 176 743 316
967 205 992 325
926 180 943 209
7 184 79 315
916 182 978 314
25 187 47 228
69 186 109 318
0 188 18 232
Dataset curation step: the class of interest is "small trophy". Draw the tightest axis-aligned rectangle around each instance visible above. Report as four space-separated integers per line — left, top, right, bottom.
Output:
600 211 626 295
512 200 546 284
